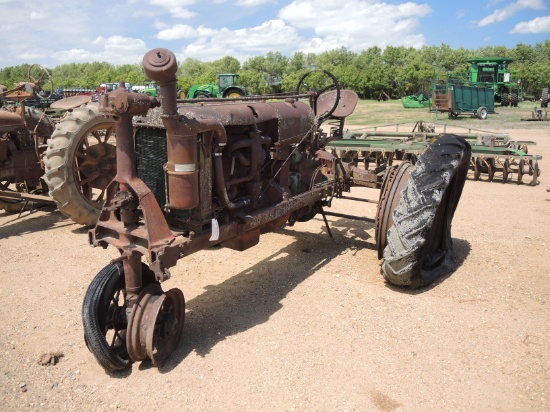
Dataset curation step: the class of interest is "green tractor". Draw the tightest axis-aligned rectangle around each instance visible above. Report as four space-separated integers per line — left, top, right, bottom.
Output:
140 82 159 97
467 58 523 107
140 82 186 99
186 73 248 99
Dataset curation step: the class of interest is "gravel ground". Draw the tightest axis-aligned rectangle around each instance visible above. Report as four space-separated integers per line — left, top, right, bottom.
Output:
0 126 549 411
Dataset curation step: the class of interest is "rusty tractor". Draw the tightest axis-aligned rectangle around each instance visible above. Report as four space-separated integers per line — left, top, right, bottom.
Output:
80 48 472 372
0 65 117 225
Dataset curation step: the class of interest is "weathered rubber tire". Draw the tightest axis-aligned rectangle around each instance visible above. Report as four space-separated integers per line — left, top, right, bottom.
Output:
43 104 116 226
82 262 158 372
511 92 519 107
381 134 471 288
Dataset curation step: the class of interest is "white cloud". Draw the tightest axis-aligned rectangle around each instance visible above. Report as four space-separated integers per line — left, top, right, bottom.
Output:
235 0 274 6
510 15 550 33
157 20 302 61
477 0 546 27
147 0 197 18
157 24 199 40
30 11 46 20
53 36 148 66
278 0 432 50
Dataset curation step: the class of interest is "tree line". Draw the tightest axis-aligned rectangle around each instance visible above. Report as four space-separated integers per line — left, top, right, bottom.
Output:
1 42 549 99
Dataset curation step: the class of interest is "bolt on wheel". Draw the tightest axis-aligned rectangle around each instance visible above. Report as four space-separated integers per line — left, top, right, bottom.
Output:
127 285 185 366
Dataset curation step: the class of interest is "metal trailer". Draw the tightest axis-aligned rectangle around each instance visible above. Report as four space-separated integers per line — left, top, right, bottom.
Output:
432 83 496 120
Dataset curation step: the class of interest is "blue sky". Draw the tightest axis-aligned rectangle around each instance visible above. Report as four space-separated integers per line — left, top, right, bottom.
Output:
0 0 548 69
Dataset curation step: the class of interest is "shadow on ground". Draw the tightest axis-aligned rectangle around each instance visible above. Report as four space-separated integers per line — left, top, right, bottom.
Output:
151 217 375 373
0 207 72 239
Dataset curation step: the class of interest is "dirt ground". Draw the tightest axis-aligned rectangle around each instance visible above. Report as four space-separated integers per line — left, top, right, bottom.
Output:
1 125 549 411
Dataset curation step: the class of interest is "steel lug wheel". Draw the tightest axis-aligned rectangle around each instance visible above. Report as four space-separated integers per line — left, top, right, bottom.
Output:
127 284 163 362
127 285 185 366
146 288 185 366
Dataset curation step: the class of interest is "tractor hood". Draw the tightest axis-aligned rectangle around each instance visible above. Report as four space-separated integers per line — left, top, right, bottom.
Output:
138 100 315 145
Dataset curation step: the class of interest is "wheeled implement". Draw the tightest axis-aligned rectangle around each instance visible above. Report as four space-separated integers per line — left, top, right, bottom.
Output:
432 83 495 119
82 48 471 372
329 123 541 186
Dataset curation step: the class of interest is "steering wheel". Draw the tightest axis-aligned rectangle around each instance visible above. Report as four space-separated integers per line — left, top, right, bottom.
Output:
295 70 341 122
27 64 54 99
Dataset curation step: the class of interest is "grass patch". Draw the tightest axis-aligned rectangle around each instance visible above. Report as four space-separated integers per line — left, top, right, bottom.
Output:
345 99 550 131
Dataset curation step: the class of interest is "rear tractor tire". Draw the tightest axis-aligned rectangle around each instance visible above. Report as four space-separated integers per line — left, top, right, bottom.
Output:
43 103 116 226
224 88 245 98
377 134 471 288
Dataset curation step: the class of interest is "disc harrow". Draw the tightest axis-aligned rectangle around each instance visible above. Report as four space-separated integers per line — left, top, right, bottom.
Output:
325 122 541 186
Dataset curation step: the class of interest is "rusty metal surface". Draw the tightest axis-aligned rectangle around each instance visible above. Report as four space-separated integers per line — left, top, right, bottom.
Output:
50 95 92 110
0 109 25 132
317 89 359 118
139 101 315 146
0 189 56 204
127 284 163 361
126 284 185 366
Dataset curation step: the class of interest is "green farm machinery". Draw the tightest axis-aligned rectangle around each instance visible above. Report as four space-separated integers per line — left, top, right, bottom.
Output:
140 82 186 100
327 121 541 186
467 58 522 107
432 82 495 119
401 91 432 108
186 73 248 99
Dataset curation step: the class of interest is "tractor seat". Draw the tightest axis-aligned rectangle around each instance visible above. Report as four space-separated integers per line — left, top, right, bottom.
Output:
316 89 359 118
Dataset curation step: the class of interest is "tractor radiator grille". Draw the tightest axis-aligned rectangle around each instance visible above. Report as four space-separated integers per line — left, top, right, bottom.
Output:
135 127 192 220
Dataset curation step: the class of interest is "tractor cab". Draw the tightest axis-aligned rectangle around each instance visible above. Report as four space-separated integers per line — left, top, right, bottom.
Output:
217 74 239 90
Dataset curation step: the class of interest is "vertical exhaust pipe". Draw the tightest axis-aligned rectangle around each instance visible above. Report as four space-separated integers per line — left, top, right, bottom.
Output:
143 49 199 210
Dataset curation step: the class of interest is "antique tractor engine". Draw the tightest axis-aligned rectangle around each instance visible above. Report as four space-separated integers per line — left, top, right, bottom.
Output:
83 48 471 372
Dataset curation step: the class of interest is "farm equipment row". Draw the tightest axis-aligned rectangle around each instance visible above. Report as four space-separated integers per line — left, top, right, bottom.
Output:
326 122 541 186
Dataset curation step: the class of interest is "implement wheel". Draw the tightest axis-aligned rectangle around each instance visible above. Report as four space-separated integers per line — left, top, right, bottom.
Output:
82 262 158 372
476 106 488 120
379 134 471 288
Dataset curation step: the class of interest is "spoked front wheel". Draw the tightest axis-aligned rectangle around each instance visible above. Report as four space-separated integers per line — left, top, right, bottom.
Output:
82 262 158 372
